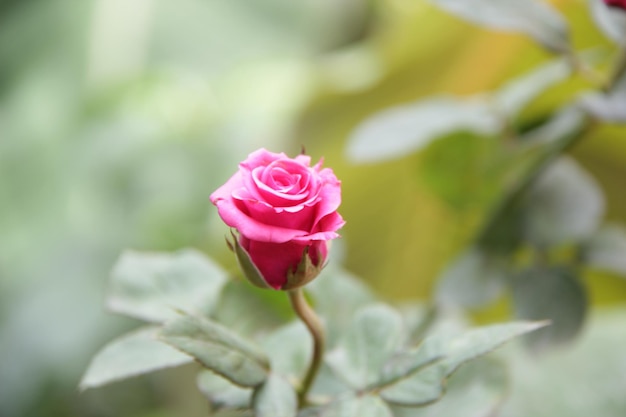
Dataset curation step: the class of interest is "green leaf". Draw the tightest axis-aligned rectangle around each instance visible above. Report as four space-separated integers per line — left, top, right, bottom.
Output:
253 373 298 417
213 280 285 338
346 96 501 163
380 321 546 406
160 313 269 387
107 249 228 323
512 266 587 352
499 307 626 417
307 265 376 347
309 364 352 399
493 58 572 119
520 106 587 146
436 247 508 308
477 195 526 256
261 321 312 382
378 341 444 388
326 304 405 389
579 72 626 123
581 224 626 277
590 0 626 46
523 156 604 247
418 132 500 209
212 411 254 417
391 357 508 417
432 0 570 53
580 92 626 123
302 395 393 417
197 371 252 409
442 321 548 371
79 326 192 390
477 109 588 255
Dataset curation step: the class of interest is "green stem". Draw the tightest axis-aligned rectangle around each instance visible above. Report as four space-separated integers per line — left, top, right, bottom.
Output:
288 288 325 407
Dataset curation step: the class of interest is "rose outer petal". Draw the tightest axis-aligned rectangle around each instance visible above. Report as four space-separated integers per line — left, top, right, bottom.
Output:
213 198 312 243
310 168 342 229
240 148 286 171
209 170 244 205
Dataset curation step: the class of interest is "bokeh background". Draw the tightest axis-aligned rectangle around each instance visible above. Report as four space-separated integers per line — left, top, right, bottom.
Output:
1 0 625 416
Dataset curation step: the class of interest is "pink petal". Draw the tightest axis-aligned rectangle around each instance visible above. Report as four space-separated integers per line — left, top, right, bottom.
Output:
214 198 310 243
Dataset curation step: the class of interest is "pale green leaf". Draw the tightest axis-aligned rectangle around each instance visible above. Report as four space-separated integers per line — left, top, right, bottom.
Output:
436 247 508 308
520 106 587 146
581 224 626 277
512 267 587 352
580 91 626 122
307 265 376 347
80 326 192 390
524 156 605 247
378 340 444 388
493 58 572 119
253 373 298 417
579 72 626 122
432 0 570 53
391 358 508 417
590 0 626 46
302 395 393 417
326 304 405 389
380 321 546 406
499 307 626 417
442 322 548 371
160 313 269 387
212 410 254 417
346 96 501 163
197 370 252 409
309 364 352 399
213 280 284 338
261 321 312 381
379 365 448 407
107 249 228 323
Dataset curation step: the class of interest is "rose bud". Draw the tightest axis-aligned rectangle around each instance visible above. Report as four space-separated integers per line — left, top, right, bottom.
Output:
604 0 626 10
210 149 345 290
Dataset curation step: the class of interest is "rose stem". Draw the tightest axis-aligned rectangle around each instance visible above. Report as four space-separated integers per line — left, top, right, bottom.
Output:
287 288 325 407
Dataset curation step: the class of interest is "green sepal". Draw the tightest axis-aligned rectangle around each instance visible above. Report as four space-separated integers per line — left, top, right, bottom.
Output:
282 246 324 291
229 230 273 290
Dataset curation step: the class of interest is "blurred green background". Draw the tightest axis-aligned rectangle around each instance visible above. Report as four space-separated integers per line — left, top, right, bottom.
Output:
1 0 625 416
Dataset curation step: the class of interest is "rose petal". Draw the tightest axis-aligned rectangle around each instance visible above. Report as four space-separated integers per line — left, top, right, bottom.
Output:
240 148 285 171
313 211 346 235
209 171 244 205
294 154 312 166
241 238 328 289
240 198 315 231
310 168 342 229
253 166 309 204
214 198 310 243
292 230 341 243
242 239 309 288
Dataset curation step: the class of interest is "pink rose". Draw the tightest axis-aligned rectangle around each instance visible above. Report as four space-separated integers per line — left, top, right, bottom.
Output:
210 149 345 290
604 0 626 10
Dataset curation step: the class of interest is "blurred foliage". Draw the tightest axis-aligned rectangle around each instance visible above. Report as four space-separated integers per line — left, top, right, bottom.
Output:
341 0 626 354
2 0 626 416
